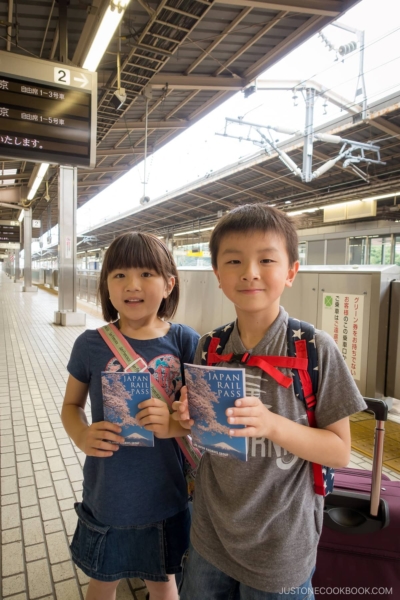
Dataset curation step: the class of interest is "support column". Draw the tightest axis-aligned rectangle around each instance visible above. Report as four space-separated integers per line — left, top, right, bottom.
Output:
302 88 315 183
22 208 37 292
54 165 85 326
14 244 20 283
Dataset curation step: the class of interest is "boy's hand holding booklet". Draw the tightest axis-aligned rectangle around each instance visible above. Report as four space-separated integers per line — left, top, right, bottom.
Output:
184 364 248 461
101 371 154 447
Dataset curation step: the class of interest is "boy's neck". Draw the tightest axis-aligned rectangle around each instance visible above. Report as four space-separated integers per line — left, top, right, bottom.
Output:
236 305 280 350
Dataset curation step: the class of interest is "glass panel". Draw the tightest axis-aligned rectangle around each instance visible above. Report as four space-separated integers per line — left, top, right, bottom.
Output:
369 236 391 265
395 235 400 267
298 242 307 265
348 237 366 265
173 242 212 268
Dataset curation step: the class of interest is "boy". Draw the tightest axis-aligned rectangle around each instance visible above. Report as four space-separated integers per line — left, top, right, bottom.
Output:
173 204 366 600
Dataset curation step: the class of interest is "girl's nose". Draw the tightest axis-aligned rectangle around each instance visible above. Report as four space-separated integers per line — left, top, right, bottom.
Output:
124 275 141 290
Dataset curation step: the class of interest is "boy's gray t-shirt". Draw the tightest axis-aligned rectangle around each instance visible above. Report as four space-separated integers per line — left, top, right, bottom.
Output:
190 307 367 593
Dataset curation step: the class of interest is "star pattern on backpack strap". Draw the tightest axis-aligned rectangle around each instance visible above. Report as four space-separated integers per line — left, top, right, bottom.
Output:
292 328 304 339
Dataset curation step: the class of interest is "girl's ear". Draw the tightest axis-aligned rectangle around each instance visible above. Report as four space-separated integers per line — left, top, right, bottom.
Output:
164 275 175 298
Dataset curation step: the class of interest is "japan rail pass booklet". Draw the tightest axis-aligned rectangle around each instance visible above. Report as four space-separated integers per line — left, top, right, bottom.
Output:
184 364 247 461
101 371 154 447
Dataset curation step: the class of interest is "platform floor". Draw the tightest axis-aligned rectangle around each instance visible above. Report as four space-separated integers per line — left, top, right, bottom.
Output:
1 270 399 600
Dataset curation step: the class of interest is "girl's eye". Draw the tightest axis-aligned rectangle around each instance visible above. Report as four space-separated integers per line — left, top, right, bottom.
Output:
114 273 125 278
141 272 153 278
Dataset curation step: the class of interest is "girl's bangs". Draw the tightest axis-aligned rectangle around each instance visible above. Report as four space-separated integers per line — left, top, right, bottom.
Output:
106 234 165 275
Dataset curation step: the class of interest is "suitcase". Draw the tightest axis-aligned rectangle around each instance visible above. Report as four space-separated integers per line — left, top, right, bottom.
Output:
314 398 400 600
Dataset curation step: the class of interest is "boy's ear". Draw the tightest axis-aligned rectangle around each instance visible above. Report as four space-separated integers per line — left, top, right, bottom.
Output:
285 261 300 288
212 267 221 288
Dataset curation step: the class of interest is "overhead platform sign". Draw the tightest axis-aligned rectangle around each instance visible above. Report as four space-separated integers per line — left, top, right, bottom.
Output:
0 51 97 167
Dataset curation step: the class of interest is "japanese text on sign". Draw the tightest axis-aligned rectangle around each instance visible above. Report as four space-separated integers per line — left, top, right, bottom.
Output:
321 293 364 381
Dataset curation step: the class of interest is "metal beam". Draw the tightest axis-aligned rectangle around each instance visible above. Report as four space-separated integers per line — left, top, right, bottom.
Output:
110 120 189 131
96 148 146 156
217 180 269 203
250 165 311 192
79 166 130 174
371 117 400 139
214 11 288 76
150 74 247 90
214 0 342 16
188 190 234 209
186 8 252 75
244 15 326 80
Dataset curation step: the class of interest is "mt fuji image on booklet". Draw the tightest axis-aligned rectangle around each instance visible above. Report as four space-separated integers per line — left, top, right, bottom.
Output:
184 364 247 461
101 371 154 447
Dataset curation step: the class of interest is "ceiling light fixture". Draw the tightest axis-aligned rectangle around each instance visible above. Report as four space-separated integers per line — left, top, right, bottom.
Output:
174 226 214 237
83 0 131 72
18 210 24 222
27 163 49 200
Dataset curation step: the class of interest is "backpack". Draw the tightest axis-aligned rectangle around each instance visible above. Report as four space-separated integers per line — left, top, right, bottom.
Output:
201 317 334 497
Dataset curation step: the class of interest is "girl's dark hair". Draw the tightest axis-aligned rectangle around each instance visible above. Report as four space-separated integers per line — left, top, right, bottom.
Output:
98 232 179 322
209 204 299 268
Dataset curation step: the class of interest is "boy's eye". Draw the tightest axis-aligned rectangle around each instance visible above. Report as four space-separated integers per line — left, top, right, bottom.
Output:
261 259 274 264
227 260 241 264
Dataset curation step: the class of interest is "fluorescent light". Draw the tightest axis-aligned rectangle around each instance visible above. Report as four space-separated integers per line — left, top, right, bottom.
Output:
27 163 49 200
0 168 17 186
174 226 214 237
287 208 320 216
83 1 131 72
18 210 24 222
363 191 400 202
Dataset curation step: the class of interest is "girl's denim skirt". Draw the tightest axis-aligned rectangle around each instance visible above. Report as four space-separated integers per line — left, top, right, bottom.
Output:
70 502 190 582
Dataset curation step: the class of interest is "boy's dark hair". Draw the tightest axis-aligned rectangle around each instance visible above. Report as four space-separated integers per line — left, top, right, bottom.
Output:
98 232 179 322
209 203 299 268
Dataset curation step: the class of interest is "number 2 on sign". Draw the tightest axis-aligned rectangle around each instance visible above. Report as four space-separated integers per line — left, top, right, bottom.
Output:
54 68 70 86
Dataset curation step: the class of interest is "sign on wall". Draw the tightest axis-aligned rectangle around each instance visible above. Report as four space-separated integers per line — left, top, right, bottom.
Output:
321 293 364 381
0 51 97 168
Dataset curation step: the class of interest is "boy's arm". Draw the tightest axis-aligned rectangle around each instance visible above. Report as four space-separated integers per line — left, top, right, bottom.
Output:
226 397 350 467
62 374 124 457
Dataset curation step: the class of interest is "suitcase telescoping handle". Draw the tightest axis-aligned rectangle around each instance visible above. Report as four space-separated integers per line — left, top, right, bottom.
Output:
363 398 388 516
323 398 390 535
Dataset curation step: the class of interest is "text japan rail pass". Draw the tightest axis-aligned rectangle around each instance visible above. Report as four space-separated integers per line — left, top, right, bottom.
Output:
101 371 154 447
184 364 247 461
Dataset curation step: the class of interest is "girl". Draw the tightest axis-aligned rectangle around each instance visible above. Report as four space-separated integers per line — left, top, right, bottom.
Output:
61 232 199 600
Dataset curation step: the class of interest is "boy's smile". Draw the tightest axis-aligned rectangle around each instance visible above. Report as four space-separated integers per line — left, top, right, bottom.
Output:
214 231 299 327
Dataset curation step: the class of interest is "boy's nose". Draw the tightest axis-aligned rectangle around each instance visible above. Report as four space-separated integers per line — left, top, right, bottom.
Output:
241 264 261 280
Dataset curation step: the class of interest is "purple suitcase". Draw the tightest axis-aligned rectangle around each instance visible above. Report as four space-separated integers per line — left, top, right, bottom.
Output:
314 399 400 600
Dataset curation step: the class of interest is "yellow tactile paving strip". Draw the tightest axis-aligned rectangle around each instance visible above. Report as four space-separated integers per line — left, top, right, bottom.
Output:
350 412 400 474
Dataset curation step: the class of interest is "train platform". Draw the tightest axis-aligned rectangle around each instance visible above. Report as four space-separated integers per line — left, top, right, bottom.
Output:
1 270 399 600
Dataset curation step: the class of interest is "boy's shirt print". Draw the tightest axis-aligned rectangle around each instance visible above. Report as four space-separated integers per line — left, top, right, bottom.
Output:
245 371 300 470
105 353 183 398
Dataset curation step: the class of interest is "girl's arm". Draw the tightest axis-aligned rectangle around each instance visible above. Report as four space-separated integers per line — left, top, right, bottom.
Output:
136 398 190 438
62 374 124 457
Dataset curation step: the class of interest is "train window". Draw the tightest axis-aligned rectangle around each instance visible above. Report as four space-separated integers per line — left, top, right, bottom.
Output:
395 235 400 266
348 237 367 264
369 236 391 265
298 242 307 265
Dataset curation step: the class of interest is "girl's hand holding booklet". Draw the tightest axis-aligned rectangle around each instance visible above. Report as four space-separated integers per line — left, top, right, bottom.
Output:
101 371 154 447
184 363 248 461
